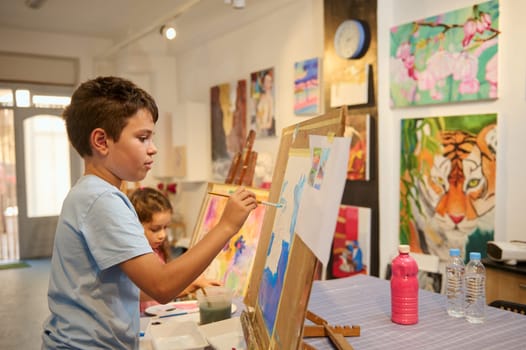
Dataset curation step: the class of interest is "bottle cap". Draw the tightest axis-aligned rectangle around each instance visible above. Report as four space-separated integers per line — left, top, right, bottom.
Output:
469 252 481 260
398 244 410 254
450 248 460 257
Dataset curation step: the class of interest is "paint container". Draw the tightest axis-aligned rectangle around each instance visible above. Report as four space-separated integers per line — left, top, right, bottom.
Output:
196 286 233 325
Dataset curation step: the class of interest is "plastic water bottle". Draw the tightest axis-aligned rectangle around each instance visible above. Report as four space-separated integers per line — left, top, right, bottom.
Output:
446 248 465 317
391 244 419 325
464 252 486 323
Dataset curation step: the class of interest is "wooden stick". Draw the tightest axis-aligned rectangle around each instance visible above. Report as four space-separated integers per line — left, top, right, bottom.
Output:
324 324 354 350
303 325 360 338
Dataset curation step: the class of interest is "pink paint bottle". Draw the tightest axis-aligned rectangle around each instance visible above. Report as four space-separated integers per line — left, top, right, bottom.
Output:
391 244 419 325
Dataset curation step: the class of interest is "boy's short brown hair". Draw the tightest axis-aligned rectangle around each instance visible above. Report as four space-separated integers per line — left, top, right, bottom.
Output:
63 76 158 157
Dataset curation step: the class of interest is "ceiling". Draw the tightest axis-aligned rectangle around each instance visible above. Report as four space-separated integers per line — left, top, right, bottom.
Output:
0 0 289 54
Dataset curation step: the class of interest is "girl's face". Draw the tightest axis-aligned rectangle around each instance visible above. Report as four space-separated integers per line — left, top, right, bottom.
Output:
142 210 172 249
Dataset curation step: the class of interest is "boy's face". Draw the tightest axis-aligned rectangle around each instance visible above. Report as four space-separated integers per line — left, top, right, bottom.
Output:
143 210 172 249
105 108 157 183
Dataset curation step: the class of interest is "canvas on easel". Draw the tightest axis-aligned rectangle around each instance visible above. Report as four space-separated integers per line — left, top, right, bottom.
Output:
189 182 269 298
242 107 348 350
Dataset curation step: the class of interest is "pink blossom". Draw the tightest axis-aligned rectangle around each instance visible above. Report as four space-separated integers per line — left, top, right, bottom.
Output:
462 19 477 46
480 12 492 28
452 52 478 82
485 55 498 98
459 78 480 94
476 13 492 34
417 70 435 91
396 42 417 80
396 42 412 60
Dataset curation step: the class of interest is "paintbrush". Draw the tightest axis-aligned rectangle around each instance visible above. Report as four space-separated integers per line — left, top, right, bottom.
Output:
207 191 283 208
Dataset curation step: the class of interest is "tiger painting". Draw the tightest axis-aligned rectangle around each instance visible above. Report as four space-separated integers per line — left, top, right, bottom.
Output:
400 115 497 262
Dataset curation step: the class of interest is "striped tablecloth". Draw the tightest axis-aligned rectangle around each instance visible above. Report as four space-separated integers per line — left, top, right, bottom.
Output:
304 274 526 350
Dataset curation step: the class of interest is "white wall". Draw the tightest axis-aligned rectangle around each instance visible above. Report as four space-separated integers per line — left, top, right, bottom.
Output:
172 0 526 276
0 27 111 84
377 0 526 277
173 0 323 234
3 0 524 279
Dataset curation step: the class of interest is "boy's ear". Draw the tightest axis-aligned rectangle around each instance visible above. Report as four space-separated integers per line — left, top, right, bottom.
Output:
91 128 109 155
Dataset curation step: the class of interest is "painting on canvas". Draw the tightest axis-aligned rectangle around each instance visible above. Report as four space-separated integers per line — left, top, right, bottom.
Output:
329 205 371 278
330 64 369 107
250 68 276 137
190 182 268 297
294 57 321 115
390 0 500 107
211 80 247 181
399 113 497 262
344 113 370 181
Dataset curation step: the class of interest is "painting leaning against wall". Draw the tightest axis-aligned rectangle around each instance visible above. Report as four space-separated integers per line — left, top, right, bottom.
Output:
210 80 247 181
399 114 497 263
390 0 500 107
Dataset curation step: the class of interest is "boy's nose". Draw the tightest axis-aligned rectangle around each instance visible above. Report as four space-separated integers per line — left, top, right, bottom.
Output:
148 141 158 155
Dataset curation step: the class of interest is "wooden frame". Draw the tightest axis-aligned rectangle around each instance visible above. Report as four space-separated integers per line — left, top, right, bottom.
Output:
189 182 269 298
242 107 346 350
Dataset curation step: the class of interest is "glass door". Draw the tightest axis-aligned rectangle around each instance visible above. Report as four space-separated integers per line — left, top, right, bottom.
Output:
0 108 18 260
0 84 80 260
14 107 81 258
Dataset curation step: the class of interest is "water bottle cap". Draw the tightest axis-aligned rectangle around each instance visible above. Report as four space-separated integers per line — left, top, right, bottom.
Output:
469 252 481 260
398 244 410 254
450 248 460 257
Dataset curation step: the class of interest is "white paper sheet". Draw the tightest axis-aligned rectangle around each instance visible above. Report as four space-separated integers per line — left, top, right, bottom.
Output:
295 135 351 266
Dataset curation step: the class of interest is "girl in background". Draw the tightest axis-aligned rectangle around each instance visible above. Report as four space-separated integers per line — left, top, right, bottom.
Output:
129 187 220 314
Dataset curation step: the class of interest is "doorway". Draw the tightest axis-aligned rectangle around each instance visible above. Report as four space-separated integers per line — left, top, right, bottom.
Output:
0 84 80 260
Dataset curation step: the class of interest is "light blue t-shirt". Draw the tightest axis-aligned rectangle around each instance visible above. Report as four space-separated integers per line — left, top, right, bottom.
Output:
42 175 153 349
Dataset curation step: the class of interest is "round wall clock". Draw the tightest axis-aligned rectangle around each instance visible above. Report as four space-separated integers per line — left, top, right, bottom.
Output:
333 19 369 59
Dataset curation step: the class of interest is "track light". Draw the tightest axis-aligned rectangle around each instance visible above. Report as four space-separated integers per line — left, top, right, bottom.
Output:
160 24 177 40
225 0 245 9
232 0 245 9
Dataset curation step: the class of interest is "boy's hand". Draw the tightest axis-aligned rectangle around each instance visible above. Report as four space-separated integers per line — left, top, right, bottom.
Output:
219 187 257 235
178 275 222 297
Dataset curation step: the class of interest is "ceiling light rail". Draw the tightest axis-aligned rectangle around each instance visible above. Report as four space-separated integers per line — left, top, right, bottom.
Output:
97 0 202 58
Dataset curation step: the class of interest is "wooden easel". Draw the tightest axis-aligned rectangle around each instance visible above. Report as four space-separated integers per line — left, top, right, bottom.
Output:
225 129 257 186
302 310 360 350
241 107 349 350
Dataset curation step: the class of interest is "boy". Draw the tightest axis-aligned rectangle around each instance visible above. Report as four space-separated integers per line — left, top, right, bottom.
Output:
42 76 257 349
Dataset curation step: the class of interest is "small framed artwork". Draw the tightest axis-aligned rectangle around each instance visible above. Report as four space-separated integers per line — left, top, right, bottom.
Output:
330 63 369 107
344 112 371 181
329 205 371 279
250 68 275 138
294 57 321 115
211 80 247 181
190 182 269 298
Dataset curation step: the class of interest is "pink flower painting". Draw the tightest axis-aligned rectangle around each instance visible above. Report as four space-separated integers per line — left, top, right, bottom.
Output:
390 0 500 107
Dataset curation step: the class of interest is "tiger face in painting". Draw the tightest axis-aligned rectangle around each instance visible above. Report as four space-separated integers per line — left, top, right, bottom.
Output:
411 123 496 262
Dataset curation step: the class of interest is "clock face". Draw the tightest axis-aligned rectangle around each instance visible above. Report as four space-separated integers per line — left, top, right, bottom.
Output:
334 19 368 59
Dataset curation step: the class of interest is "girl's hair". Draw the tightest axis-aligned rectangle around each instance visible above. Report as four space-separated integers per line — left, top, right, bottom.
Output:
129 187 173 223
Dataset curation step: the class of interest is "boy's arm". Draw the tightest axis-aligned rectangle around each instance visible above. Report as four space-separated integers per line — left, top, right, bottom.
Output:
121 187 257 304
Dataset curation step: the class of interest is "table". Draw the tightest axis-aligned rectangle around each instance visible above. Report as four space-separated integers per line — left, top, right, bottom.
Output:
139 297 246 350
304 274 526 350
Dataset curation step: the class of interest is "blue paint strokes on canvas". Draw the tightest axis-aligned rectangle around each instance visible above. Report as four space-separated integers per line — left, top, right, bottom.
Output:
258 173 306 335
